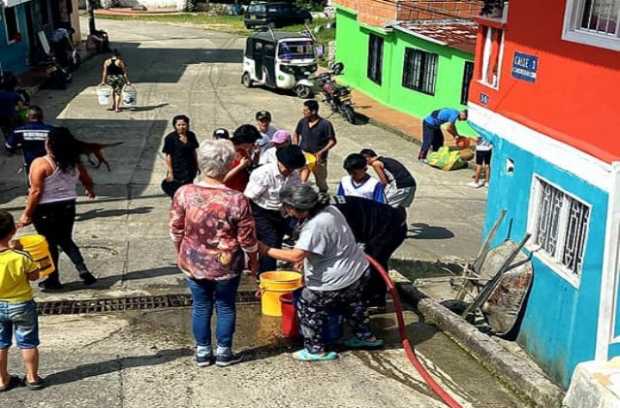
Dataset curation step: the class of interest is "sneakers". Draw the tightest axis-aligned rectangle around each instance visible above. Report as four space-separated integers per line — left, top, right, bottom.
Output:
77 264 97 286
38 280 64 292
467 180 485 189
343 336 384 349
79 271 97 286
196 354 213 368
292 349 338 362
215 352 243 367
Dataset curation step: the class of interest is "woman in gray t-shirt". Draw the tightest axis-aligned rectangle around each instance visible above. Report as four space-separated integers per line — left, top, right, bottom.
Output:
259 184 383 362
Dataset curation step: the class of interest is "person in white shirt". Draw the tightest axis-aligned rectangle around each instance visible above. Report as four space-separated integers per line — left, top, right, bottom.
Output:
258 129 291 166
255 111 278 157
336 153 386 204
468 137 493 189
244 145 306 274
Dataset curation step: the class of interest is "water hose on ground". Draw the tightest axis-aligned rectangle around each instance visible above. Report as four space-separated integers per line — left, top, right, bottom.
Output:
366 255 463 408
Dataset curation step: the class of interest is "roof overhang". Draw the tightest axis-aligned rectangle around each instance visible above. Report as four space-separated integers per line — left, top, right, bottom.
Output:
2 0 32 7
389 23 448 46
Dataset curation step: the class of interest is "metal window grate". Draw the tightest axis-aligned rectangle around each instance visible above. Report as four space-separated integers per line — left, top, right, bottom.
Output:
580 0 620 35
562 199 590 274
533 179 590 276
402 48 438 96
367 34 384 85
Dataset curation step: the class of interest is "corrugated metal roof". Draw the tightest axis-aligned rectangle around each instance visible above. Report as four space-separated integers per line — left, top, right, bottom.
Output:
395 20 479 54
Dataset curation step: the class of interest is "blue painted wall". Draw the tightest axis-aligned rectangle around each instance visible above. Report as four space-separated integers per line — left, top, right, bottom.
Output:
0 4 31 74
472 122 609 388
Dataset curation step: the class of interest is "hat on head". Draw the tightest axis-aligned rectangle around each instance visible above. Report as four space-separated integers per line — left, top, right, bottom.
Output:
256 111 272 122
271 130 291 145
213 128 230 140
276 145 306 170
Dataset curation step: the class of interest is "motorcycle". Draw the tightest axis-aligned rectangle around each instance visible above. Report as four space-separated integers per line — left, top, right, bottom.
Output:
314 63 357 124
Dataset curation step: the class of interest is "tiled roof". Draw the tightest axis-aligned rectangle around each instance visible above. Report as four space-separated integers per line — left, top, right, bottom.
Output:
394 20 479 54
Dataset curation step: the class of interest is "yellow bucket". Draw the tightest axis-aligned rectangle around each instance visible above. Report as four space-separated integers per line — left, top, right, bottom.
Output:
18 234 55 278
259 271 303 317
304 152 317 173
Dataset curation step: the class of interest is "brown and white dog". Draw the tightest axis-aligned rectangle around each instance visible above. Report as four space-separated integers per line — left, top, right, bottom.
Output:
77 141 123 172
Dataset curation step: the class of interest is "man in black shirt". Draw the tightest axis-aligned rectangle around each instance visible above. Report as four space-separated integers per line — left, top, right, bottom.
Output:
293 100 336 192
5 106 54 175
332 195 407 307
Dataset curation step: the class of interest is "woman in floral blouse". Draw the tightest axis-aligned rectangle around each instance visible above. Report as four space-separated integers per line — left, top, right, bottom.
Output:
170 139 258 368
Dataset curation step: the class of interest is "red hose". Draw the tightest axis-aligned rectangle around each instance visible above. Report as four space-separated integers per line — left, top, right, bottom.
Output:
366 255 463 408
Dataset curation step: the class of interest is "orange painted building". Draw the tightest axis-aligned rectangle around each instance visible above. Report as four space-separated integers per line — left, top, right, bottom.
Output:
468 0 620 388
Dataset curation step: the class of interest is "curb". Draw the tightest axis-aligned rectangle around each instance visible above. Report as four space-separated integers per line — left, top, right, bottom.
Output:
396 283 565 408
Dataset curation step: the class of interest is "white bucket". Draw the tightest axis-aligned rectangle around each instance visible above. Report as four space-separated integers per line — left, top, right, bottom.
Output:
96 85 112 106
122 85 137 108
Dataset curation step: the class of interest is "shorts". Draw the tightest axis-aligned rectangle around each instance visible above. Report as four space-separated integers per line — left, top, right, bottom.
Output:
0 300 40 349
385 184 416 208
475 149 492 166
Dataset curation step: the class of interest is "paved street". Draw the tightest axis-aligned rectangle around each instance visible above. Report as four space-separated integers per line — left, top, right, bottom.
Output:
0 19 511 407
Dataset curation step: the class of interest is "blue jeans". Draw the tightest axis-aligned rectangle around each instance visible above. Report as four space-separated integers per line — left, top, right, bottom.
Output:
186 276 240 349
0 300 39 349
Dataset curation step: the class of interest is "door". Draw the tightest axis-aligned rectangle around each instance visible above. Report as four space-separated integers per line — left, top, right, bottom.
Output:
264 42 276 87
253 40 264 79
24 3 36 63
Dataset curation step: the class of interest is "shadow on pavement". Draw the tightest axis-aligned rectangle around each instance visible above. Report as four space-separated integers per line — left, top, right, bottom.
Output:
44 348 193 387
407 223 455 240
59 265 181 291
75 206 154 221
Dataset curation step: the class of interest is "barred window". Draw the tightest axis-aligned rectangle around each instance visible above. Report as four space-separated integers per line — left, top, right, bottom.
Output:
402 48 438 95
367 34 383 85
532 178 590 277
580 0 620 35
563 0 620 51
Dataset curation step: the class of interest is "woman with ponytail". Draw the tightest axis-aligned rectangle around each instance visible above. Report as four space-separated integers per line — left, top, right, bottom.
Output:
258 184 383 362
19 127 97 291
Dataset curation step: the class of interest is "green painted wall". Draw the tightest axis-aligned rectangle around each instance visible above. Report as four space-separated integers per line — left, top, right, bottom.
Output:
335 8 475 136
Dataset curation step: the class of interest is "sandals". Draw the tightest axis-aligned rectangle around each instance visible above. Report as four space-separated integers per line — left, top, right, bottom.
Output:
0 375 20 392
292 349 338 362
23 376 45 390
343 336 384 349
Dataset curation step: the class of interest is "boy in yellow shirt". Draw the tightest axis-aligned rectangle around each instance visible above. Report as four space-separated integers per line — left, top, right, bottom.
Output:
0 210 42 392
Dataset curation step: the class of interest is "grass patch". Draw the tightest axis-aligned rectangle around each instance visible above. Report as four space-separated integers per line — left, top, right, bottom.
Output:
96 13 334 42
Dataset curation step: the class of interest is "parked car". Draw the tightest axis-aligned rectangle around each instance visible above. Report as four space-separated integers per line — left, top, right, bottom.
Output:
244 2 312 29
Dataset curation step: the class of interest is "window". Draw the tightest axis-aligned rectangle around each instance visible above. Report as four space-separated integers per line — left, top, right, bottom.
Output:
529 177 590 281
3 6 20 44
480 26 504 88
367 34 383 85
563 0 620 50
461 61 474 105
402 48 438 95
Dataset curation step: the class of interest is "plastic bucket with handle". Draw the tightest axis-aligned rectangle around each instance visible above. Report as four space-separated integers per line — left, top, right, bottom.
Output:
121 84 137 107
259 271 303 317
96 85 112 106
304 152 317 173
17 234 55 278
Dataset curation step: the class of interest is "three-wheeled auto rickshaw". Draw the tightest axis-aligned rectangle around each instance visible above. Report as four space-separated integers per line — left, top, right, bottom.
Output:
241 31 318 98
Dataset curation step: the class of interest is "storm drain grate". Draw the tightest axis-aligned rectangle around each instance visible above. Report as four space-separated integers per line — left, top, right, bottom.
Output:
37 291 259 316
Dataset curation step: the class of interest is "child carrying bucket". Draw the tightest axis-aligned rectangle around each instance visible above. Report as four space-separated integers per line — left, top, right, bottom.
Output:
0 210 45 391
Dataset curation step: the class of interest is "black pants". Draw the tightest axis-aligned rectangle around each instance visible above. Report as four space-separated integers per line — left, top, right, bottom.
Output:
32 200 85 284
364 222 407 306
419 123 444 160
251 203 292 274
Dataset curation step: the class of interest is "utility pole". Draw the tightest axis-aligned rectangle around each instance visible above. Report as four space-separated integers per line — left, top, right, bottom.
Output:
86 0 97 34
